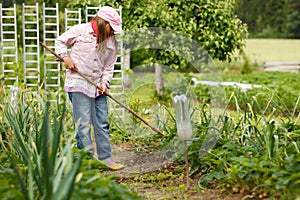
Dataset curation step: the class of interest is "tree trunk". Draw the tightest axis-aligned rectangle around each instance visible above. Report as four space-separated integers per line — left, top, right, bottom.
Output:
155 64 164 96
123 48 131 88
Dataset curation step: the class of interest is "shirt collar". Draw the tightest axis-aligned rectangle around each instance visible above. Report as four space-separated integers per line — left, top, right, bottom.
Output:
88 22 94 34
90 20 98 35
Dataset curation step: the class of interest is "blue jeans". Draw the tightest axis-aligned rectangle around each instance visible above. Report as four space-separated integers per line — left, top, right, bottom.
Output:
68 92 111 161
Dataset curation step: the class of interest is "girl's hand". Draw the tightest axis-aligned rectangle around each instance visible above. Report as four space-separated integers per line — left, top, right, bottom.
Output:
99 82 108 94
63 56 78 71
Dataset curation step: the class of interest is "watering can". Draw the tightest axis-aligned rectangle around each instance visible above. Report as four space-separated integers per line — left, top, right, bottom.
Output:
173 95 193 141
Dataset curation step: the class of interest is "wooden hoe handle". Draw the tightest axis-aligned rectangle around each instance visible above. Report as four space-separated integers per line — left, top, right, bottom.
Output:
40 42 164 136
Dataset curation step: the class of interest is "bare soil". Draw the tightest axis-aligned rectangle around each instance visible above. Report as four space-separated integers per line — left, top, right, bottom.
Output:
104 144 247 200
111 144 170 174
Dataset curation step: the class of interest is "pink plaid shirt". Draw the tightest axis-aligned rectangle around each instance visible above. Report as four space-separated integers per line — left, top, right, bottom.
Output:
55 22 117 98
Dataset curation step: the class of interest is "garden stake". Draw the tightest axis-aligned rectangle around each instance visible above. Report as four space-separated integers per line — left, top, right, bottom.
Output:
184 141 189 189
40 42 164 136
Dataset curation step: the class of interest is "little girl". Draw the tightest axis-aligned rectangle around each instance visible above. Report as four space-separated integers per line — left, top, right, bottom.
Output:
55 6 123 170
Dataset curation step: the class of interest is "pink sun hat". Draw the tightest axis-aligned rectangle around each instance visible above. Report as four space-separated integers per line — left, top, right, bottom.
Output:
97 6 122 33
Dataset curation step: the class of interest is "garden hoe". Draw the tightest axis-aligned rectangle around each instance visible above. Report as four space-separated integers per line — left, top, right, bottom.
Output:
40 42 164 136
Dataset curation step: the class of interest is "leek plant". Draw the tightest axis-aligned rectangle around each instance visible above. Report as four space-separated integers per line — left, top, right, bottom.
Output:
1 99 81 200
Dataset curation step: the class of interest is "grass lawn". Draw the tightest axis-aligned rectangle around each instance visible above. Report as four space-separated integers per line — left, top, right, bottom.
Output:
244 39 300 64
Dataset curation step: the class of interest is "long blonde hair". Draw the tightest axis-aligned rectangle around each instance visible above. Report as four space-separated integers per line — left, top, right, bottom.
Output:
93 16 118 53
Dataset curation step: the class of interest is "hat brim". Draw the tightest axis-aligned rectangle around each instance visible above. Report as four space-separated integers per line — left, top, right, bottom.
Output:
110 23 122 33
